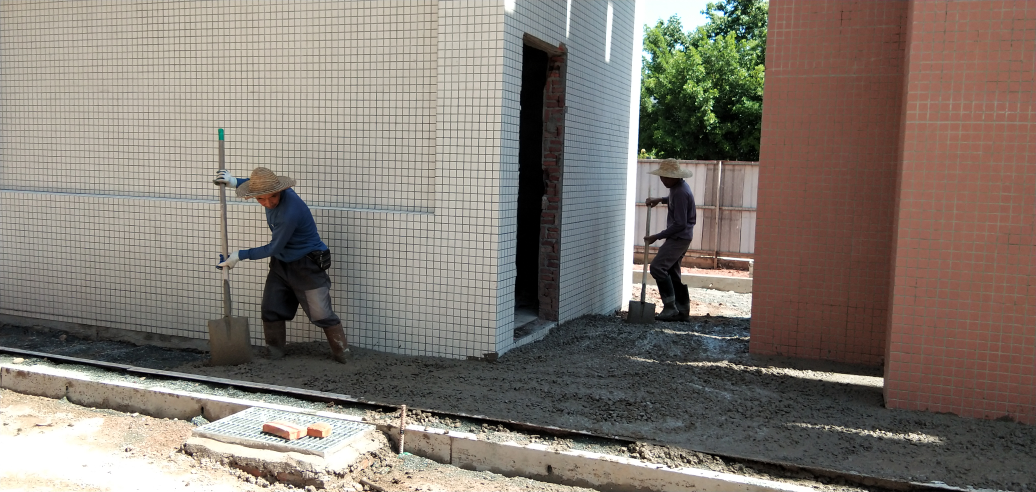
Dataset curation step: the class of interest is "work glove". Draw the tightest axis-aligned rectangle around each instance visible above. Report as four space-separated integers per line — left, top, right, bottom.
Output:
213 170 238 188
216 251 241 270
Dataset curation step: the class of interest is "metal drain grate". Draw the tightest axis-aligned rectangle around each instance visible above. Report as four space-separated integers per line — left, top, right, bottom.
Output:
193 407 374 457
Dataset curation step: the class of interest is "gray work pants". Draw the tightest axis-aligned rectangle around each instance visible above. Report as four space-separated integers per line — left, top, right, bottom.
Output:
261 250 341 328
649 238 691 305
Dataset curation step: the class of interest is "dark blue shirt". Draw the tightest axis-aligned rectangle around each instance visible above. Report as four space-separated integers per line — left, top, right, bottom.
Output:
236 183 327 262
657 179 697 241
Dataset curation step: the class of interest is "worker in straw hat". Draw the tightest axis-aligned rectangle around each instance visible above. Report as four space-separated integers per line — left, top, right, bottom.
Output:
213 167 349 364
644 159 698 322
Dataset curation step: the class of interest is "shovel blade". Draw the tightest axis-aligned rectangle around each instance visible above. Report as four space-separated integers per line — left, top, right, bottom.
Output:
207 316 252 366
627 301 656 324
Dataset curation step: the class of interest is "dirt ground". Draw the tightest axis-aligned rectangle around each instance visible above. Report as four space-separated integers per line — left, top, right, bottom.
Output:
2 285 1034 492
170 287 1033 492
0 389 597 492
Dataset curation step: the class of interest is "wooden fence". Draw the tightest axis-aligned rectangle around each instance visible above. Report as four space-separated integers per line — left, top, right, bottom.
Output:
635 159 758 260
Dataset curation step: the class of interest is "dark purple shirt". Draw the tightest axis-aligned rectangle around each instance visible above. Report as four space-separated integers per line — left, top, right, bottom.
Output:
656 179 697 240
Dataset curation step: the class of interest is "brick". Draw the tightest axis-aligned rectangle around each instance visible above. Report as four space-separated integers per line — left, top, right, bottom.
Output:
307 422 333 438
263 421 305 440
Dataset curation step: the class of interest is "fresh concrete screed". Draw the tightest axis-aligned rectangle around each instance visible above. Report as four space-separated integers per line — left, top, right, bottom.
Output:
1 361 825 492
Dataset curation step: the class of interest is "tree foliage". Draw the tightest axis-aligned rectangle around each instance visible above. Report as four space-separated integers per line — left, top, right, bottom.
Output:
639 0 768 161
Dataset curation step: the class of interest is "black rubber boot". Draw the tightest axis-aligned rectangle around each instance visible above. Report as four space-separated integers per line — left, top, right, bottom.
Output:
263 321 287 359
675 284 691 321
323 324 349 364
654 276 681 321
656 301 681 321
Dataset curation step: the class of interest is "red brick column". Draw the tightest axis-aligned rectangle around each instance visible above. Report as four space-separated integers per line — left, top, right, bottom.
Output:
883 0 1036 423
538 48 566 321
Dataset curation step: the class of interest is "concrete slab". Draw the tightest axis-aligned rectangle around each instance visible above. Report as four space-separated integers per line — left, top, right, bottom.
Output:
632 269 753 293
184 433 383 489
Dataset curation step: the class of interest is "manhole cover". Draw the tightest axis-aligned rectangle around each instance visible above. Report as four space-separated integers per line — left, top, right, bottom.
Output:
193 406 374 457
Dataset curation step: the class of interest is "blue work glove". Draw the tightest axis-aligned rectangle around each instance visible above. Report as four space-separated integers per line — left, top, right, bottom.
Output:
216 251 241 270
213 170 238 188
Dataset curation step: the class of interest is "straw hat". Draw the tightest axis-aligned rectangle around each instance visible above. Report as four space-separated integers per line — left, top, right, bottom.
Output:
236 167 295 199
647 159 693 179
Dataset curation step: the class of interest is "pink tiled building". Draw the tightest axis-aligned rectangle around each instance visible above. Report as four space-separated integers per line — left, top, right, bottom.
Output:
751 0 1035 423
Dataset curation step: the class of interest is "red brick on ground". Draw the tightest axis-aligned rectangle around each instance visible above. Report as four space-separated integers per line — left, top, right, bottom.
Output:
307 422 333 438
262 421 305 440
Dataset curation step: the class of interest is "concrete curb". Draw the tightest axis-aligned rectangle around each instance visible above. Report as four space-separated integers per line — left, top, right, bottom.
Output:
388 424 816 492
1 362 813 492
632 269 753 293
0 363 361 423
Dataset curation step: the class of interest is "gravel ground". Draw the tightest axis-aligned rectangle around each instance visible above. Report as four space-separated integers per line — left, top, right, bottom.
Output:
2 287 1034 492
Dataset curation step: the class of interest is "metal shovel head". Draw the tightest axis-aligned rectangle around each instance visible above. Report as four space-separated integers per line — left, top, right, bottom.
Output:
207 316 252 366
627 300 656 324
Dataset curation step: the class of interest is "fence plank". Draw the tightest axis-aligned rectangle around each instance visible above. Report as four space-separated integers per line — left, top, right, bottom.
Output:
744 166 758 208
741 211 756 254
732 167 745 208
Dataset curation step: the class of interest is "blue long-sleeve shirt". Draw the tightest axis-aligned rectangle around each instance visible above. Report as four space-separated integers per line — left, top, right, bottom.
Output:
656 179 697 241
235 180 327 262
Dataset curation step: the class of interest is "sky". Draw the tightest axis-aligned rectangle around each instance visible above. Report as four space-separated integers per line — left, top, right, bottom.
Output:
637 0 713 32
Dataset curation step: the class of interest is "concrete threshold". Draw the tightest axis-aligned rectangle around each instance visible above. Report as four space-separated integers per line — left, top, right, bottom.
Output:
2 361 831 492
632 268 753 293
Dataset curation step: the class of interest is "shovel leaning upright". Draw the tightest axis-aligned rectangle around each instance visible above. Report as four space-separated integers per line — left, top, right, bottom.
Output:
207 128 252 366
627 202 656 324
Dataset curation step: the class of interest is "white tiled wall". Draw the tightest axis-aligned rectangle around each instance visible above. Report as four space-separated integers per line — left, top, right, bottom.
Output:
495 0 636 353
0 0 636 359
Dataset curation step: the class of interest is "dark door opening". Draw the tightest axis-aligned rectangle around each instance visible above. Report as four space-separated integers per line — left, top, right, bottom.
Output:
515 44 549 319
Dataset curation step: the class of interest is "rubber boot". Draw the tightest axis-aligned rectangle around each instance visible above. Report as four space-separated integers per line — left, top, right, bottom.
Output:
655 276 681 322
656 299 682 321
263 321 287 360
323 324 349 364
675 285 691 321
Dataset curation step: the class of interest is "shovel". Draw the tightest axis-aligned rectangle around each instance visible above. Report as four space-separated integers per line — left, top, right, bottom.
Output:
627 202 656 324
207 128 252 366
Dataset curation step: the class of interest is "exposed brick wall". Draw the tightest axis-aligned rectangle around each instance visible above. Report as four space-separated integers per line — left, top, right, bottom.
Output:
883 0 1036 423
538 48 566 321
751 0 908 365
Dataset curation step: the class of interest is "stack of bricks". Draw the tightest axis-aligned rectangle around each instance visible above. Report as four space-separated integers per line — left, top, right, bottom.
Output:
262 421 333 440
537 46 567 322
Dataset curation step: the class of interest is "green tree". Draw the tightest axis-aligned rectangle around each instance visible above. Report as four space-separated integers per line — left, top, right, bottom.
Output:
639 0 767 161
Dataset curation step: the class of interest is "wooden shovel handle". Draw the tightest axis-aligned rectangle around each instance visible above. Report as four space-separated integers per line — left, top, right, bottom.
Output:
218 129 232 319
640 203 651 303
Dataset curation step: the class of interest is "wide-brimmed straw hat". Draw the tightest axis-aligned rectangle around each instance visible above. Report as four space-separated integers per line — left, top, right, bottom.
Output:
236 167 295 199
647 159 693 179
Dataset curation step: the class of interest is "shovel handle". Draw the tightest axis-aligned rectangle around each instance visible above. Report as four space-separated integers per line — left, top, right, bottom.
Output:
640 203 652 303
218 129 232 318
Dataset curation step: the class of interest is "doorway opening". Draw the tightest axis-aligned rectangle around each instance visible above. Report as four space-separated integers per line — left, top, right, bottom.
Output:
514 43 547 327
514 38 566 336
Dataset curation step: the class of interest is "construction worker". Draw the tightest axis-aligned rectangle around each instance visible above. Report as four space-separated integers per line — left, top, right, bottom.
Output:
213 167 348 363
644 159 697 322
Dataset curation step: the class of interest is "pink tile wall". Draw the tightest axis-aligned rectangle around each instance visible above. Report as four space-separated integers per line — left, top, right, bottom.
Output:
884 0 1036 423
752 0 908 365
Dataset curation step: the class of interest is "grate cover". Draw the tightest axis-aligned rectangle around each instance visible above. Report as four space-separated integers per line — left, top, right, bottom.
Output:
193 407 374 457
